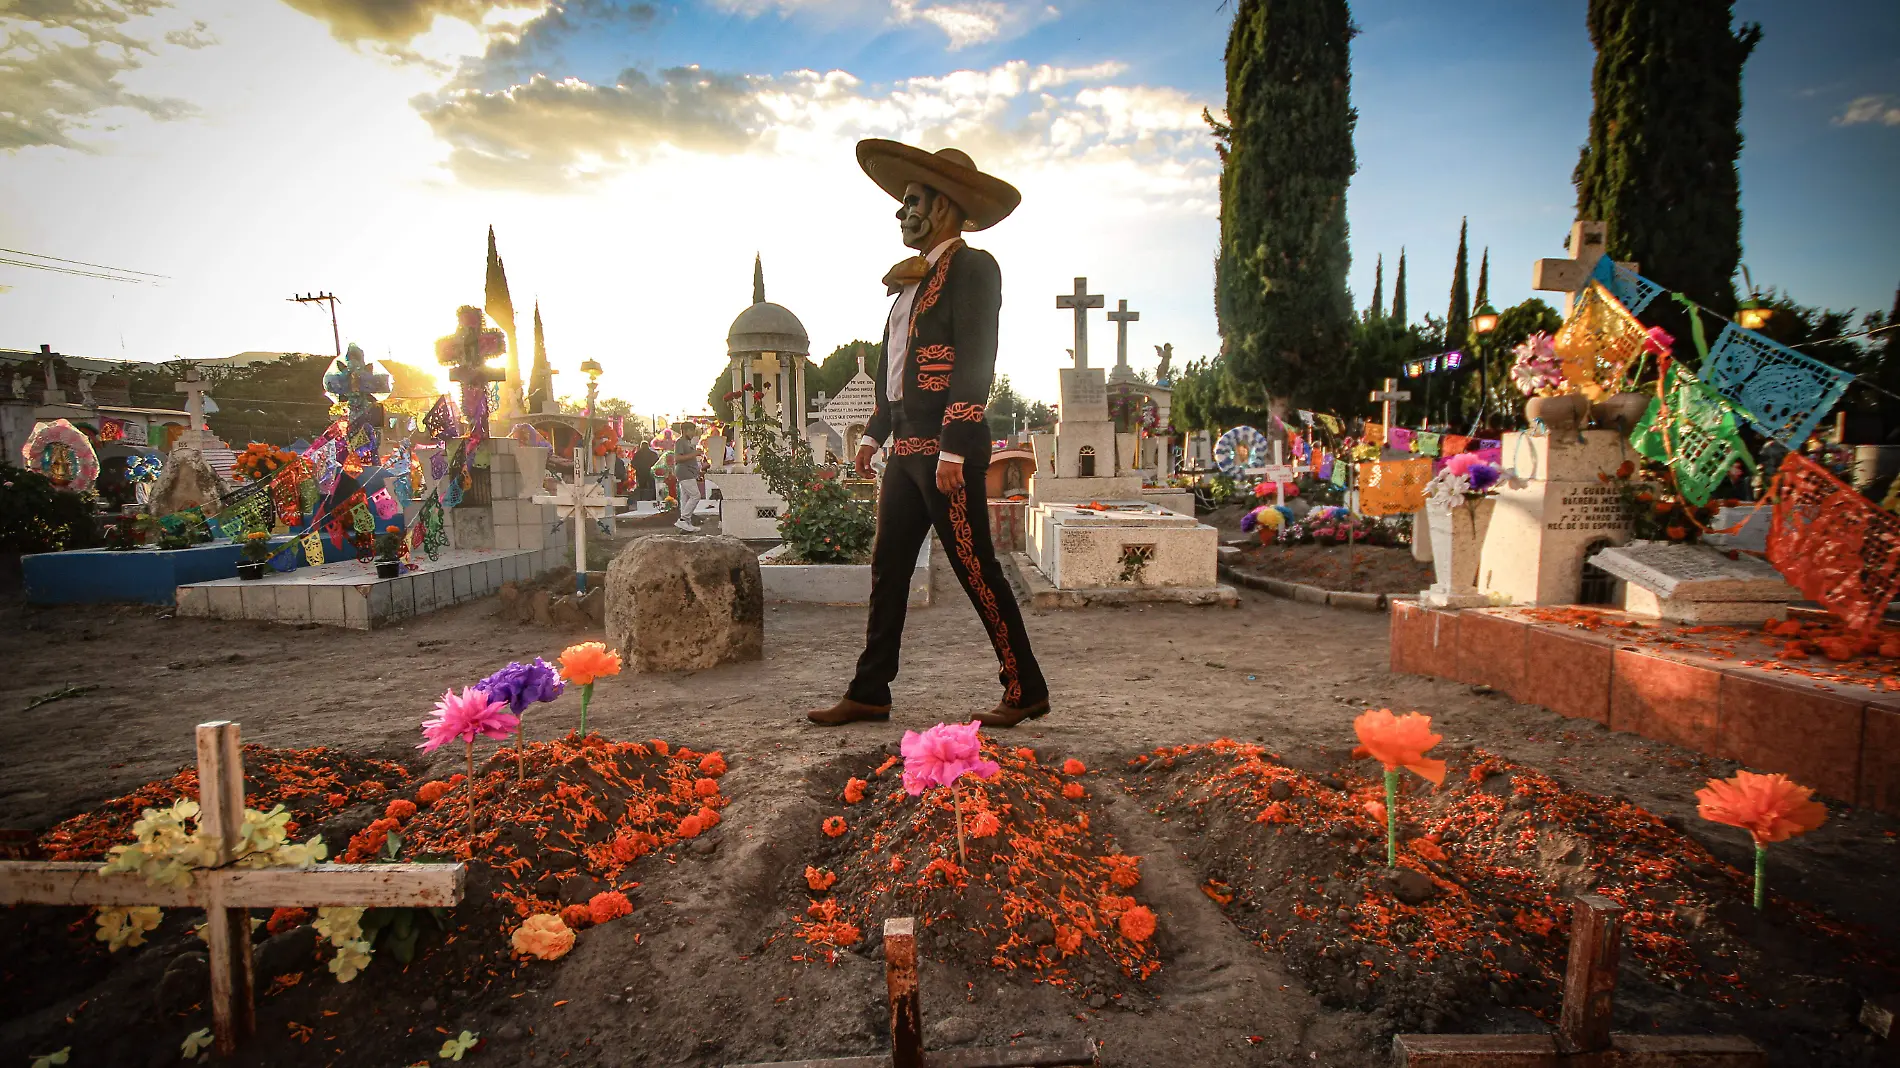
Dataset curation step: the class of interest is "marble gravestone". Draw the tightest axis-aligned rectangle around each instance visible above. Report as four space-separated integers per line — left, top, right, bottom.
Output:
1589 541 1798 623
1476 429 1633 606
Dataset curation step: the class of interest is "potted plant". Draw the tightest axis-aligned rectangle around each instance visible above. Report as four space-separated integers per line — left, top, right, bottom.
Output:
1420 453 1503 605
237 530 273 579
373 525 403 579
1510 331 1589 432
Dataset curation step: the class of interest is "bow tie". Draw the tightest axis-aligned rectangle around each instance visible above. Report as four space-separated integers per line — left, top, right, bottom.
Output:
883 256 930 295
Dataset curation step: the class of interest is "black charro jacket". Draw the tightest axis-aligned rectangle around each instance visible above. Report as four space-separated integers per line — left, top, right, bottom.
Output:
864 239 999 464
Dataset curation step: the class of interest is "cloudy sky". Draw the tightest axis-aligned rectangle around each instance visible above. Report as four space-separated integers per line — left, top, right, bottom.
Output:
2 0 1896 416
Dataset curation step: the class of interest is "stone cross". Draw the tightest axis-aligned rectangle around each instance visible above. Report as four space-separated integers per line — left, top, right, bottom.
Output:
323 343 391 423
174 365 212 432
1055 277 1104 369
0 721 463 1057
535 448 625 595
1370 378 1411 429
435 306 507 389
1393 895 1763 1067
1259 439 1310 509
1532 220 1640 316
1106 298 1139 381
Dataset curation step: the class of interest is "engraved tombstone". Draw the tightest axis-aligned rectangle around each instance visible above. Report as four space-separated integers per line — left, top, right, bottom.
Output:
1476 430 1634 606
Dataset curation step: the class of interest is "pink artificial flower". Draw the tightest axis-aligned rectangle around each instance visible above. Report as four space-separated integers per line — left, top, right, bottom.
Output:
1444 452 1482 477
900 721 1000 796
1643 326 1674 356
419 686 519 752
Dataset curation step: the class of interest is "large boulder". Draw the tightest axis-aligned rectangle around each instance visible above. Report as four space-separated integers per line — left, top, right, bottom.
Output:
150 446 223 518
606 535 763 672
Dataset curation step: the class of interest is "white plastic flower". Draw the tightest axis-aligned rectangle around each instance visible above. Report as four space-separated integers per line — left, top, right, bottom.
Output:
328 939 373 982
313 905 365 945
95 905 161 950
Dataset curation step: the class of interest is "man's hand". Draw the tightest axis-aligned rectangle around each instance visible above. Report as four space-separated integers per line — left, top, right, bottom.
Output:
854 443 878 479
935 457 964 495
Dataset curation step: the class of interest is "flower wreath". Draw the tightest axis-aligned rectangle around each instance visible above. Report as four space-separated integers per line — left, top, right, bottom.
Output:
1213 425 1272 480
23 418 100 493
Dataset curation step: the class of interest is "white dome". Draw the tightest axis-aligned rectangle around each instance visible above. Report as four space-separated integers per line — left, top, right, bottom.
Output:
727 301 809 357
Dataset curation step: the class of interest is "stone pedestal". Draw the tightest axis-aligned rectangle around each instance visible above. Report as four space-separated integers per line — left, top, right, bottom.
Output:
1476 430 1632 606
1421 498 1495 608
713 470 786 541
605 534 763 672
1027 501 1217 590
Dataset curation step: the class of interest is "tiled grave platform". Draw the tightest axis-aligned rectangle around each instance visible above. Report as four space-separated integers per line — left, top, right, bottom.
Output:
23 540 285 606
176 547 556 629
1390 601 1900 815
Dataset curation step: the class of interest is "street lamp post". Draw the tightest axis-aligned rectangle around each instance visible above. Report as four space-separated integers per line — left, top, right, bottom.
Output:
579 358 603 479
1471 303 1499 434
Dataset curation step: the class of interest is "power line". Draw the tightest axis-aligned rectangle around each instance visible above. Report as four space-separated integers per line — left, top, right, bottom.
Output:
0 257 156 285
0 247 169 279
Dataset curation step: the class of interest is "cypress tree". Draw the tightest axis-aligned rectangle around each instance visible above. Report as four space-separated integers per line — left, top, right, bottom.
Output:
1367 254 1384 320
1474 248 1490 310
1214 0 1358 405
485 225 521 414
1446 218 1470 352
1574 0 1761 316
753 253 766 304
1391 248 1407 324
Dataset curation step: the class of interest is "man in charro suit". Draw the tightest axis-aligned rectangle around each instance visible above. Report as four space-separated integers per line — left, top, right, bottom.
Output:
808 140 1050 729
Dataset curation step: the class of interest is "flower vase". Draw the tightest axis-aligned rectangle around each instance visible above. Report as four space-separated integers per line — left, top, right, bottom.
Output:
1422 497 1495 607
375 559 401 579
1591 391 1654 437
1525 394 1591 433
237 561 267 581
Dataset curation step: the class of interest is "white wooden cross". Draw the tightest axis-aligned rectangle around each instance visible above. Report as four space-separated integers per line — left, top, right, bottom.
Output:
535 447 625 595
1055 277 1104 369
1370 378 1412 430
0 721 464 1057
174 365 212 432
1532 220 1641 317
1106 298 1139 380
1258 439 1310 508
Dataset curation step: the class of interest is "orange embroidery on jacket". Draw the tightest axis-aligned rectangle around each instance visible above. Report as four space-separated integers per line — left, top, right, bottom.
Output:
891 437 939 456
917 374 951 392
947 488 1022 704
916 344 956 373
905 241 961 341
944 402 985 423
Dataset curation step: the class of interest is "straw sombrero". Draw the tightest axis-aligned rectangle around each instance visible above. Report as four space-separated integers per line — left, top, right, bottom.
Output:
856 139 1022 231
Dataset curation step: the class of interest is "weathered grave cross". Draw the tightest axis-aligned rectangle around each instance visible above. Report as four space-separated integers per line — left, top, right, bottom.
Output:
174 365 212 434
0 721 463 1057
1393 895 1765 1067
1531 221 1640 317
1055 277 1104 369
728 917 1096 1068
1370 378 1412 431
535 447 625 594
1106 298 1139 381
1259 439 1310 509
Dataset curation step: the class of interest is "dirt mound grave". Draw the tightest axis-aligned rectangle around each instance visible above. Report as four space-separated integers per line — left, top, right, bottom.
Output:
777 743 1162 1006
1129 739 1898 1063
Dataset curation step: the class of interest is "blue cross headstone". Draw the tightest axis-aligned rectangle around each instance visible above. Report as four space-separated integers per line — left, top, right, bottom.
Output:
323 343 390 423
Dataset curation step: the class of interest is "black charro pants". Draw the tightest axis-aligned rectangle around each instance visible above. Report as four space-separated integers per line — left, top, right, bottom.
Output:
846 445 1048 710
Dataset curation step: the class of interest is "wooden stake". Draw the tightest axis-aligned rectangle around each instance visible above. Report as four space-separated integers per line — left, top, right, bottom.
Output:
1557 894 1622 1054
885 917 922 1068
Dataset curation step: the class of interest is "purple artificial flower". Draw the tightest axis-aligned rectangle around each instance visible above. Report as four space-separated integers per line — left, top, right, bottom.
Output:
1465 462 1503 494
1240 509 1260 534
477 658 566 714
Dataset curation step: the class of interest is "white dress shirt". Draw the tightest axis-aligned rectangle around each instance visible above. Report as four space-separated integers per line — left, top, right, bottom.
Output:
870 238 962 463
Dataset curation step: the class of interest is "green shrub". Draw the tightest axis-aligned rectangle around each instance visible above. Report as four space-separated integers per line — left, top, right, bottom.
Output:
740 407 874 563
0 462 97 553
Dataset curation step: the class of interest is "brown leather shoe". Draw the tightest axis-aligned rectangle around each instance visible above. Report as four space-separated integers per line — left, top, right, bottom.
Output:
807 698 892 726
972 698 1050 728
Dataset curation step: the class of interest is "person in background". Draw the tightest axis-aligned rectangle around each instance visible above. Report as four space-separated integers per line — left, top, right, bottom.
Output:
1712 459 1754 502
631 439 658 501
673 423 705 532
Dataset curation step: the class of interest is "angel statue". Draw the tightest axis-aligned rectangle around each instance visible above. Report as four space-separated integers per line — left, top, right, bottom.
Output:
1153 343 1173 385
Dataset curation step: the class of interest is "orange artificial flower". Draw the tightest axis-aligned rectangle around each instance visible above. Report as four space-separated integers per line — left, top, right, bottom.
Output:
650 739 670 757
1054 925 1083 955
384 799 417 821
416 781 451 806
1696 770 1827 845
1062 782 1086 800
966 810 1001 838
843 778 867 804
805 866 836 892
693 778 721 798
698 752 727 777
560 903 593 929
1062 758 1087 775
610 830 658 862
588 891 632 925
1119 905 1156 943
1014 747 1037 763
1104 855 1142 888
696 807 721 829
823 816 847 838
676 814 706 838
512 914 574 960
558 642 622 686
1351 709 1446 785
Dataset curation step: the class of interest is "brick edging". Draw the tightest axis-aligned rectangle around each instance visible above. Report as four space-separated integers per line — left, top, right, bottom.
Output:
1219 563 1390 613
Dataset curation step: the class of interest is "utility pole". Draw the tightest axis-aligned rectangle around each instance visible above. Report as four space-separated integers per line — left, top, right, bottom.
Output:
290 292 342 358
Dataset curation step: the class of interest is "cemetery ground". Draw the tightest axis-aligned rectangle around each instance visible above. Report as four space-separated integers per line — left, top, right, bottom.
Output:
2 579 1898 1067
